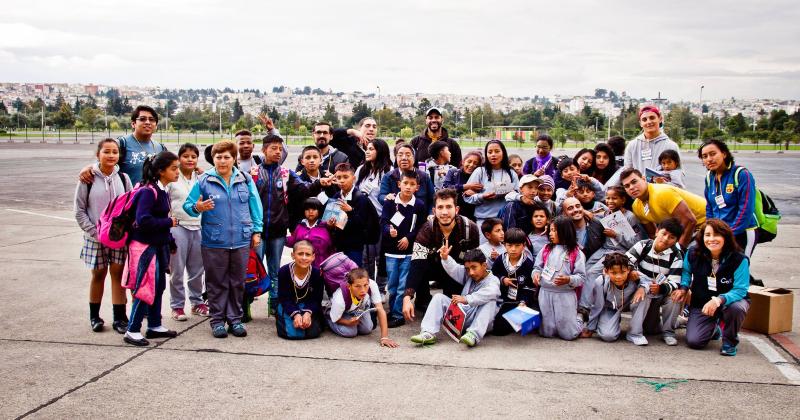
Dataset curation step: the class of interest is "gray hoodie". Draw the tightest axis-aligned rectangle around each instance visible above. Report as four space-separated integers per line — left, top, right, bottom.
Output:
442 256 501 306
74 163 131 239
623 132 679 173
586 274 648 331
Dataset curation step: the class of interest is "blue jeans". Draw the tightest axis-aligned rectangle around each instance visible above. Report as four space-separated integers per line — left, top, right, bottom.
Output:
261 236 286 306
385 255 411 320
344 249 364 268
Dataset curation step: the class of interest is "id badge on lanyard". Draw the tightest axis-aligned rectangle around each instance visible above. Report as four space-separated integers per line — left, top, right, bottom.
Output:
707 275 717 292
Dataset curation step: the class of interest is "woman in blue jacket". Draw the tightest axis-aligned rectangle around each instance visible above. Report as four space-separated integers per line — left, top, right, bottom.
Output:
672 219 750 356
699 139 757 256
184 141 263 339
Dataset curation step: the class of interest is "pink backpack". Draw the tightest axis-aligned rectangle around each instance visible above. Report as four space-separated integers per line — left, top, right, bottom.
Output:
97 184 156 249
319 252 359 308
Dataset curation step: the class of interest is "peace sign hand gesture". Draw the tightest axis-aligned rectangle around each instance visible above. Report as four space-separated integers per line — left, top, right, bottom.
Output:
438 238 452 260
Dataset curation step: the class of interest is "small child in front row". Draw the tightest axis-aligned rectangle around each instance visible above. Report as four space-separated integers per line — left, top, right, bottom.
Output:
326 268 398 347
528 202 552 259
411 248 501 347
533 215 586 341
479 217 506 266
655 149 686 189
491 228 538 336
582 252 651 346
381 170 428 327
276 240 324 340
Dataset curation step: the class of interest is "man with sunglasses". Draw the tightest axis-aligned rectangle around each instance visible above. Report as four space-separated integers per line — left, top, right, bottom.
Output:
78 105 167 185
295 122 349 176
623 105 679 174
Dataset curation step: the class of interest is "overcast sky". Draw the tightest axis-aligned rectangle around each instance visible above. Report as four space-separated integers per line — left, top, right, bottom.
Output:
2 0 799 101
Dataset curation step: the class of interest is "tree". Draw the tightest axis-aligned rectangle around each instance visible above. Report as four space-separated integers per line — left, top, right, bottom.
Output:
594 88 607 98
725 113 748 136
231 99 244 123
0 101 7 115
768 109 789 131
349 101 371 126
399 127 414 138
80 107 103 130
417 98 432 116
52 102 76 128
13 97 25 112
322 103 340 126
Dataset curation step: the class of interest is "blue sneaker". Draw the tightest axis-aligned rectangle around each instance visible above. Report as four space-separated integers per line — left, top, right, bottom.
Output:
228 322 247 337
720 343 737 356
212 325 228 338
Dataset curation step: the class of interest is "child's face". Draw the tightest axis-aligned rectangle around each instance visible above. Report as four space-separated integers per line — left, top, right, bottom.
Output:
485 223 504 245
159 160 180 184
292 244 315 269
575 186 595 204
349 277 370 299
262 143 283 164
398 177 420 197
660 158 677 171
237 136 254 159
302 151 321 173
335 170 355 193
465 261 489 281
439 146 451 164
510 157 523 175
97 142 120 167
504 242 525 260
548 223 559 244
462 156 480 174
304 208 319 223
576 153 593 172
179 150 198 172
561 165 579 182
595 151 609 170
531 210 548 230
605 191 625 211
654 228 679 252
605 265 631 288
365 143 376 162
537 185 553 202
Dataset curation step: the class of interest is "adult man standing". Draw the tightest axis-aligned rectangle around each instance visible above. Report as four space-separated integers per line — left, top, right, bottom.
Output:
402 189 479 321
330 117 378 169
499 174 541 232
411 107 462 167
296 121 349 175
204 115 284 170
620 168 706 249
79 105 166 185
623 105 679 174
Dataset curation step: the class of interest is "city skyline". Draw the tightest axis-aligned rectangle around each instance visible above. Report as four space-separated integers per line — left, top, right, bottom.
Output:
2 1 799 101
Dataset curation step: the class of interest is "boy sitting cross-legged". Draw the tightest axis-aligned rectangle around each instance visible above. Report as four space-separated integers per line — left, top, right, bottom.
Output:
410 246 501 347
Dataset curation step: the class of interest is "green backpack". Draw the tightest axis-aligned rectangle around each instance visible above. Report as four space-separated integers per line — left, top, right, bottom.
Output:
706 167 780 243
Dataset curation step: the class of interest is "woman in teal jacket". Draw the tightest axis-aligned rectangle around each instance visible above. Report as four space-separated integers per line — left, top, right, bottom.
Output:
184 141 263 339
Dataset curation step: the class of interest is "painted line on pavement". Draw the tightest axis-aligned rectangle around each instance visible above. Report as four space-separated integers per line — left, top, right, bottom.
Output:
5 208 73 221
745 335 800 385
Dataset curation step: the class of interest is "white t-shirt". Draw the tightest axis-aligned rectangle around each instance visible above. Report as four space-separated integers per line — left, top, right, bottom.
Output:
328 279 382 322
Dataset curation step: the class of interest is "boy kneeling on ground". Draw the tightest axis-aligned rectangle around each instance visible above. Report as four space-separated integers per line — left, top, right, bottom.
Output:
411 245 501 347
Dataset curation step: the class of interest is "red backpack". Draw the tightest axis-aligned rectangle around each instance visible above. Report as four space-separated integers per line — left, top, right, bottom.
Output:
245 249 271 297
97 184 156 249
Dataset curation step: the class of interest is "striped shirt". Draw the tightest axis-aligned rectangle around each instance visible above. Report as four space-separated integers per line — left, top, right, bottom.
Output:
626 239 683 295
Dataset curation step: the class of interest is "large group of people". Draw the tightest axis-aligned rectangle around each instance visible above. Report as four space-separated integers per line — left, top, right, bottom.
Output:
75 104 760 356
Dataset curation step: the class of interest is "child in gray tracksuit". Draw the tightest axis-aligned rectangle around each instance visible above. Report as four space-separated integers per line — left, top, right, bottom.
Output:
411 248 501 347
584 252 651 345
533 216 586 341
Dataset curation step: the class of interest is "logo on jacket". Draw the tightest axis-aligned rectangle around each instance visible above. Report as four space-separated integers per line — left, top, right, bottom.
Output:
725 184 734 194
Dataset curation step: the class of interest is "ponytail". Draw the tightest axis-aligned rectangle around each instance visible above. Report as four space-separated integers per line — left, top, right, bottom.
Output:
140 151 179 186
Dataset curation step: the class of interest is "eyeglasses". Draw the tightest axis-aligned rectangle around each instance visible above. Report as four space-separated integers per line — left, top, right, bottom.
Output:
536 145 550 150
136 117 157 123
314 130 330 135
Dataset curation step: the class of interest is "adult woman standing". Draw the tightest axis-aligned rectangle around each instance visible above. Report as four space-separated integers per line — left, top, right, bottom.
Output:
184 141 263 339
672 219 750 356
356 139 393 291
698 139 758 257
522 134 558 179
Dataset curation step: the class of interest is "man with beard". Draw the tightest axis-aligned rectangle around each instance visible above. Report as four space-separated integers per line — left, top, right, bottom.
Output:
411 107 462 167
296 121 349 175
401 189 479 320
623 105 679 173
330 117 377 169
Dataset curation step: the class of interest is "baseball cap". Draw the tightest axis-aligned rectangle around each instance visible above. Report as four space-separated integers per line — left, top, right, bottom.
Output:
425 107 443 117
519 174 541 188
638 105 661 119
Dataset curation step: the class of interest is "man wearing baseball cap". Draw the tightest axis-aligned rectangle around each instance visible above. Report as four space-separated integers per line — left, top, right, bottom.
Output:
622 105 679 174
411 107 462 168
499 174 541 232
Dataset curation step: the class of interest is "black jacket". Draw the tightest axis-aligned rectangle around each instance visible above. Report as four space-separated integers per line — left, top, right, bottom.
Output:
582 218 606 261
330 128 366 168
330 188 380 252
410 127 462 167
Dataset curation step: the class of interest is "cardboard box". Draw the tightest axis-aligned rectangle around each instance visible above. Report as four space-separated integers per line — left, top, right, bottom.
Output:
743 286 794 335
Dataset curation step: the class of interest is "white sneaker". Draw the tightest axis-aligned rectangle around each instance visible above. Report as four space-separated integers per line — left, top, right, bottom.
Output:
663 335 678 346
626 334 649 346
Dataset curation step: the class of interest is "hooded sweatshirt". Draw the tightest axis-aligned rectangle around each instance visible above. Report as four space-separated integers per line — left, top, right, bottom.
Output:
623 132 679 173
74 163 132 239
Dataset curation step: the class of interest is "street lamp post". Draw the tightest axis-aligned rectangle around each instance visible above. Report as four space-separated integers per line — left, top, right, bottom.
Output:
698 85 704 140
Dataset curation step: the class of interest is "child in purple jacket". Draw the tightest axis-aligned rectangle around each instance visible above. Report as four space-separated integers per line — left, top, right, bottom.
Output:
286 198 334 269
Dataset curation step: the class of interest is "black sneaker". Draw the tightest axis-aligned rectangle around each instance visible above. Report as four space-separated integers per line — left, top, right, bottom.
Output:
90 317 105 332
387 317 405 328
123 333 149 347
145 329 178 339
112 320 128 334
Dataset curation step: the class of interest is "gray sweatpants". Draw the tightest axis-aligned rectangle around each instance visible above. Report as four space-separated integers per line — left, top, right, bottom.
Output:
581 250 610 310
686 299 750 349
538 289 582 340
326 312 374 337
594 299 648 342
201 246 248 328
421 294 497 342
169 226 205 309
640 295 682 338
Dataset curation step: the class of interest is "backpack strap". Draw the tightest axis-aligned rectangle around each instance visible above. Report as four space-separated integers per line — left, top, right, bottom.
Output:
640 239 654 262
541 245 551 265
120 172 132 192
733 166 744 189
568 247 579 271
461 215 470 243
116 135 127 161
341 283 353 310
253 155 263 165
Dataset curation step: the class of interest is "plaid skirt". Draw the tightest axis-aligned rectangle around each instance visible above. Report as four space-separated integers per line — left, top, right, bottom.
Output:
81 236 127 269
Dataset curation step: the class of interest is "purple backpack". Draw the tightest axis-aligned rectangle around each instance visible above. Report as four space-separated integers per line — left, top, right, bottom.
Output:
97 185 156 249
319 252 359 308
